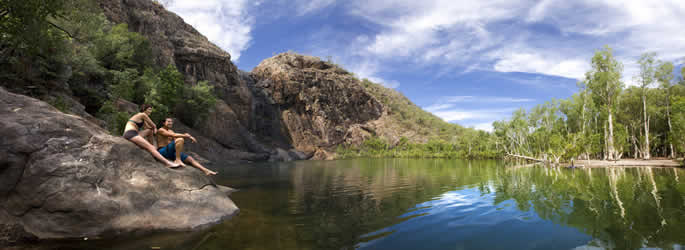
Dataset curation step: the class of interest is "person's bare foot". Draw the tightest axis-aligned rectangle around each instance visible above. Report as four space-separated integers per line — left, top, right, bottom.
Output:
174 159 186 167
166 162 181 168
204 170 217 176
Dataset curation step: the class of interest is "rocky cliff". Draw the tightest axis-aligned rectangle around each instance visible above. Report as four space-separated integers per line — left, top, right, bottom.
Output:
98 0 388 160
0 87 238 243
100 0 286 159
251 53 385 159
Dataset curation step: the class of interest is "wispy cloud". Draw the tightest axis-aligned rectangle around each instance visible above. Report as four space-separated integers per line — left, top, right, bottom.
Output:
429 108 517 123
315 0 685 87
425 96 533 112
292 0 337 15
424 95 531 131
444 96 535 103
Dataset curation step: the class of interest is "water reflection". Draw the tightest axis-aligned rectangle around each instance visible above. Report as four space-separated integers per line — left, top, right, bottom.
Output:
28 159 685 250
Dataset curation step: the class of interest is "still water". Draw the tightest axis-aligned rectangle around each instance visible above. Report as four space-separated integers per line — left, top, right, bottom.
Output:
40 159 685 249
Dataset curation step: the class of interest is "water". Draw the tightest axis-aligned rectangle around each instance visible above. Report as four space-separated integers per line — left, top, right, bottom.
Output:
28 159 685 249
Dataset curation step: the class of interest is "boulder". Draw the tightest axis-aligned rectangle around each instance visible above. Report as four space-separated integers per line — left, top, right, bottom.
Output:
0 87 238 242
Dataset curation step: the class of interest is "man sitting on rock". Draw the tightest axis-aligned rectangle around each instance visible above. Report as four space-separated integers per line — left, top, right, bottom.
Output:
156 118 217 176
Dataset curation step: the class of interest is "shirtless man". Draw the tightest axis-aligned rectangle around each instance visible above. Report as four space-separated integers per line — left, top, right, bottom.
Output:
156 118 217 175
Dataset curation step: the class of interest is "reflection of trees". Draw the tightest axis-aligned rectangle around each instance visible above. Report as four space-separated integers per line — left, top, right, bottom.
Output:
282 158 505 249
494 165 685 249
284 160 685 249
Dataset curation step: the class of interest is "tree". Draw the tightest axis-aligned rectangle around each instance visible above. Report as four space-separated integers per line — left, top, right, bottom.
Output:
585 46 623 160
635 52 656 159
655 61 675 158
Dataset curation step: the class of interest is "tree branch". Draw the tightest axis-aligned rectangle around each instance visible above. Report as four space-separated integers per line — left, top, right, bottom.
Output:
46 20 80 42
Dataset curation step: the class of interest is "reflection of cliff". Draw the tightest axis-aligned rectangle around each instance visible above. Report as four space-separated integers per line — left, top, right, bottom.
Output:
494 166 685 249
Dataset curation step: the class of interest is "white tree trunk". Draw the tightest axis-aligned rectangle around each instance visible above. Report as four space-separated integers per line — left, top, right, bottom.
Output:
667 102 675 158
607 108 616 160
643 94 651 159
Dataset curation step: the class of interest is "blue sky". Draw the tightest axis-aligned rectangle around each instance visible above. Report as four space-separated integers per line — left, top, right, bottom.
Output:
160 0 685 131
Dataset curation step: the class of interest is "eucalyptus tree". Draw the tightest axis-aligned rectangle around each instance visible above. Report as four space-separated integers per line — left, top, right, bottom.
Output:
585 46 623 160
655 61 675 158
635 52 657 159
616 87 644 158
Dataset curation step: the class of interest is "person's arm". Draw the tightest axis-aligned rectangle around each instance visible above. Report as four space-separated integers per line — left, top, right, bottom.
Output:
140 113 157 133
158 128 194 140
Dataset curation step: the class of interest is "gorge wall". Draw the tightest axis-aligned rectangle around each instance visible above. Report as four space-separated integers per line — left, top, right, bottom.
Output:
98 0 389 161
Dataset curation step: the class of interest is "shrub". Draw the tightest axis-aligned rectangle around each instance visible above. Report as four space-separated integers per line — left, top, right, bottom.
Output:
96 100 130 135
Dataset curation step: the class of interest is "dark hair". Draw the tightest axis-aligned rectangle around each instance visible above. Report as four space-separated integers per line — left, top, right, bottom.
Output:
140 104 152 113
158 117 173 128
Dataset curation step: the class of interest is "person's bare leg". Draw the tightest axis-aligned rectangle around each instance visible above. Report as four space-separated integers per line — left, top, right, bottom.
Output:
140 129 154 145
184 156 217 176
129 136 180 168
174 138 187 166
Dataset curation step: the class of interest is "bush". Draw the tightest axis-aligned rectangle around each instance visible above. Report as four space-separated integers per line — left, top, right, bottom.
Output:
144 64 184 122
144 65 217 127
96 100 130 135
177 80 216 127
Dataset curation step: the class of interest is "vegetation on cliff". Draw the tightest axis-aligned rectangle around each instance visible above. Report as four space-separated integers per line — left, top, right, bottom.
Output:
0 0 215 135
337 79 499 159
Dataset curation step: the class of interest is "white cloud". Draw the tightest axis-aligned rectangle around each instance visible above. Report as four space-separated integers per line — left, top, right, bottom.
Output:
428 108 516 123
328 0 685 85
424 95 527 130
162 0 254 61
343 59 400 88
293 0 337 15
425 96 533 112
493 52 588 79
473 122 494 132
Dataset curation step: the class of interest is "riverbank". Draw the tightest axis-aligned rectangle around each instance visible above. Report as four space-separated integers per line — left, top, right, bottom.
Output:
564 159 683 168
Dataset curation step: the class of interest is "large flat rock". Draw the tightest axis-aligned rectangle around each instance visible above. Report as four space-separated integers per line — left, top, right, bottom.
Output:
0 87 238 243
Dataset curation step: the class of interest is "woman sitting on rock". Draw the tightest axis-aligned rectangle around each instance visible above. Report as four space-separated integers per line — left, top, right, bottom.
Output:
123 104 180 168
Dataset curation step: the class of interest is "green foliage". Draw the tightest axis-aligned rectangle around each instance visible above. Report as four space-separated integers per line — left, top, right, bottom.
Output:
109 68 139 100
671 96 685 152
0 0 69 55
96 101 130 135
178 81 217 127
47 96 70 113
143 65 216 126
94 23 153 71
492 46 685 161
359 78 465 141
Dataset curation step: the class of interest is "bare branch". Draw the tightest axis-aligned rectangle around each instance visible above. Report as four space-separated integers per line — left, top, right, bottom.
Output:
46 20 76 40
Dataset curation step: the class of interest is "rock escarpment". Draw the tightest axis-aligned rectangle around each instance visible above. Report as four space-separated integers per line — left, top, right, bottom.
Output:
0 87 238 243
99 0 278 159
98 0 386 160
252 53 384 159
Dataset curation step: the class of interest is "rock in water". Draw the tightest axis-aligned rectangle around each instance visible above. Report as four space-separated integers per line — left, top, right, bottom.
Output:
0 87 238 242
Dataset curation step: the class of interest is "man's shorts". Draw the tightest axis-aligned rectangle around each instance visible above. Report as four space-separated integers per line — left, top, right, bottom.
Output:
158 140 189 162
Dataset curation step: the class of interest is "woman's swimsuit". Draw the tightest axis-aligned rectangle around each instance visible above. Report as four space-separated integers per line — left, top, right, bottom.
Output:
129 119 144 129
123 119 145 140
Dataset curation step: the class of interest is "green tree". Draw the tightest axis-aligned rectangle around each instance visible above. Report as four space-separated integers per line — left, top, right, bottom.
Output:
178 81 217 127
585 46 623 160
635 52 657 159
655 61 675 158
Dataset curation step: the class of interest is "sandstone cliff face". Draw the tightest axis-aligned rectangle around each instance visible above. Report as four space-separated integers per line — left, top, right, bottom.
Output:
99 0 267 157
252 53 385 158
0 87 238 242
98 0 386 160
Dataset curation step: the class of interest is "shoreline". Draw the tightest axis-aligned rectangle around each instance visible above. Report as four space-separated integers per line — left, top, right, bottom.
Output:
561 159 682 168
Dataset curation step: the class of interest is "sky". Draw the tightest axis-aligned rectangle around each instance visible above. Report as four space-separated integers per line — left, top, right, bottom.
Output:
160 0 685 131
